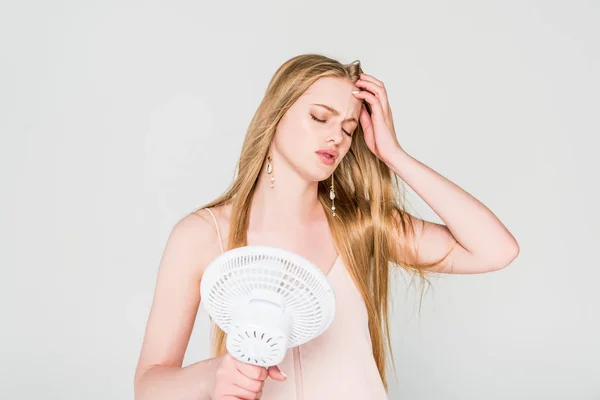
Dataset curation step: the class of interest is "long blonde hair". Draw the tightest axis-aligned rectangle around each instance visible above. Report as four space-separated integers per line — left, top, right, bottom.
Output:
195 54 450 389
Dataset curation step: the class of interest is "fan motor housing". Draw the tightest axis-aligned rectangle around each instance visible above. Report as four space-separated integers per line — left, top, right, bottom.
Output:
227 323 289 367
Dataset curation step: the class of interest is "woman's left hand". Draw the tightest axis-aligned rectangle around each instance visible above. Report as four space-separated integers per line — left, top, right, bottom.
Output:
353 73 404 164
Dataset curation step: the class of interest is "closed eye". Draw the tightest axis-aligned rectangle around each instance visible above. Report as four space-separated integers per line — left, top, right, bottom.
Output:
311 115 352 137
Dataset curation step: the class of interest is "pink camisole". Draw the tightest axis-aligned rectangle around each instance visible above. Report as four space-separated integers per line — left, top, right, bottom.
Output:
202 208 389 400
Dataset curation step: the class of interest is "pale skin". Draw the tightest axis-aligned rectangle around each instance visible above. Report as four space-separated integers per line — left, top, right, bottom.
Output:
134 74 520 399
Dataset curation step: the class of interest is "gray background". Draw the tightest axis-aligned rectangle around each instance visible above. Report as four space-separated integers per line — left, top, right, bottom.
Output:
1 0 598 399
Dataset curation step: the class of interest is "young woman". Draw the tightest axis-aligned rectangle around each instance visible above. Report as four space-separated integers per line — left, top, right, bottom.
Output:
134 54 519 400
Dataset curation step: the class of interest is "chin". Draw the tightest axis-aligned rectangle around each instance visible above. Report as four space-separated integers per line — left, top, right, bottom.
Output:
310 166 335 182
294 153 338 182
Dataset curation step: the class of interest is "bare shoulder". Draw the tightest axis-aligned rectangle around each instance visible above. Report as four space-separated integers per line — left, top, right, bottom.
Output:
204 203 233 226
173 209 225 277
192 203 233 249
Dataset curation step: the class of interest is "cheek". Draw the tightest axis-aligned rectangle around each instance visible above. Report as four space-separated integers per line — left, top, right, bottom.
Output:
278 114 316 143
340 140 353 158
273 119 311 157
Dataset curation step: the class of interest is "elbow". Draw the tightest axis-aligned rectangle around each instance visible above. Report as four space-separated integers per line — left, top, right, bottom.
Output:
492 242 520 271
506 240 520 265
133 365 156 399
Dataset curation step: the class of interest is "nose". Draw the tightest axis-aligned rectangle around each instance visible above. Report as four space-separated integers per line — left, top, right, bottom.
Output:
327 129 343 145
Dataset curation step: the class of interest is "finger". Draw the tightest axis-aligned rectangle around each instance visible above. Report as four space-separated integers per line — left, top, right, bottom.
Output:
355 80 390 116
228 385 263 400
234 373 265 393
359 103 373 132
359 104 376 150
235 361 269 381
352 90 384 121
359 73 384 87
267 365 287 381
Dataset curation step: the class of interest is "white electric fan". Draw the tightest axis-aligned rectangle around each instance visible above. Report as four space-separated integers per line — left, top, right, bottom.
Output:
200 245 336 368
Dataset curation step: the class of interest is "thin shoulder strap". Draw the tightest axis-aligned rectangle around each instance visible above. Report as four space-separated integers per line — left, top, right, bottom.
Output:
204 208 225 254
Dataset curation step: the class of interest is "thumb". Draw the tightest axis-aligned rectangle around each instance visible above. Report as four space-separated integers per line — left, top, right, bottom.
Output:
267 365 287 381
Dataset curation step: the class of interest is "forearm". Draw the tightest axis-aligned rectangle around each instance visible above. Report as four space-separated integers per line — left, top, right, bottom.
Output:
135 357 217 400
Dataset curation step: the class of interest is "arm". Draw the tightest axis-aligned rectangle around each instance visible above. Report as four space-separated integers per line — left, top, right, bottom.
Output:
135 360 217 400
352 73 518 274
134 212 222 399
387 150 520 274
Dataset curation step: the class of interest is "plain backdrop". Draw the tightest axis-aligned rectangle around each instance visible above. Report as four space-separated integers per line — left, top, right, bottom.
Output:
1 0 598 399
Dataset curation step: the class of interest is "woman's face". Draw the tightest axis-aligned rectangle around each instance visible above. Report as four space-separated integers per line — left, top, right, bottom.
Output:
272 76 363 182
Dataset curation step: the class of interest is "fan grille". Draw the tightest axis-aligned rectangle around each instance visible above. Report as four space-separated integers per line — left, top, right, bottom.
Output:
201 246 336 347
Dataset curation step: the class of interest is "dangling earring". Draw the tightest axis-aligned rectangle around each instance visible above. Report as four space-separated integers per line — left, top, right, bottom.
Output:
329 173 336 217
266 155 275 188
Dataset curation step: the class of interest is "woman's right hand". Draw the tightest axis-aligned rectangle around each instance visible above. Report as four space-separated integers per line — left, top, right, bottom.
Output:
211 353 287 399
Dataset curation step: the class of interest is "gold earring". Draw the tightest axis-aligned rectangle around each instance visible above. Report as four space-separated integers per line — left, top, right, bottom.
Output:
330 174 336 217
266 155 275 188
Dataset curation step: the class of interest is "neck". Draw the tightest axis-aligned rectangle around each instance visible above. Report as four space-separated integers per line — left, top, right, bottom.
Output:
249 158 324 233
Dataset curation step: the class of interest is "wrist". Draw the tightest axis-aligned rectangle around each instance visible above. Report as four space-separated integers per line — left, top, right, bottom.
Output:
383 146 409 170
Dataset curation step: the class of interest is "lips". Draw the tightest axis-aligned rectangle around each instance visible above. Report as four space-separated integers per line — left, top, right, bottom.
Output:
316 149 338 160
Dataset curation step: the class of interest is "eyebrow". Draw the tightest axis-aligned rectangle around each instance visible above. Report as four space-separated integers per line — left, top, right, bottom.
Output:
311 104 358 124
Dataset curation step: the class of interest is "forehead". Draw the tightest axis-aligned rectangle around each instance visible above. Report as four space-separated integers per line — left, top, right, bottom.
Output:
300 77 362 115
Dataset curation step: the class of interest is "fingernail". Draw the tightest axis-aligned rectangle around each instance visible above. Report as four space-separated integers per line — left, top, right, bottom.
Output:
352 90 360 94
281 371 287 379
